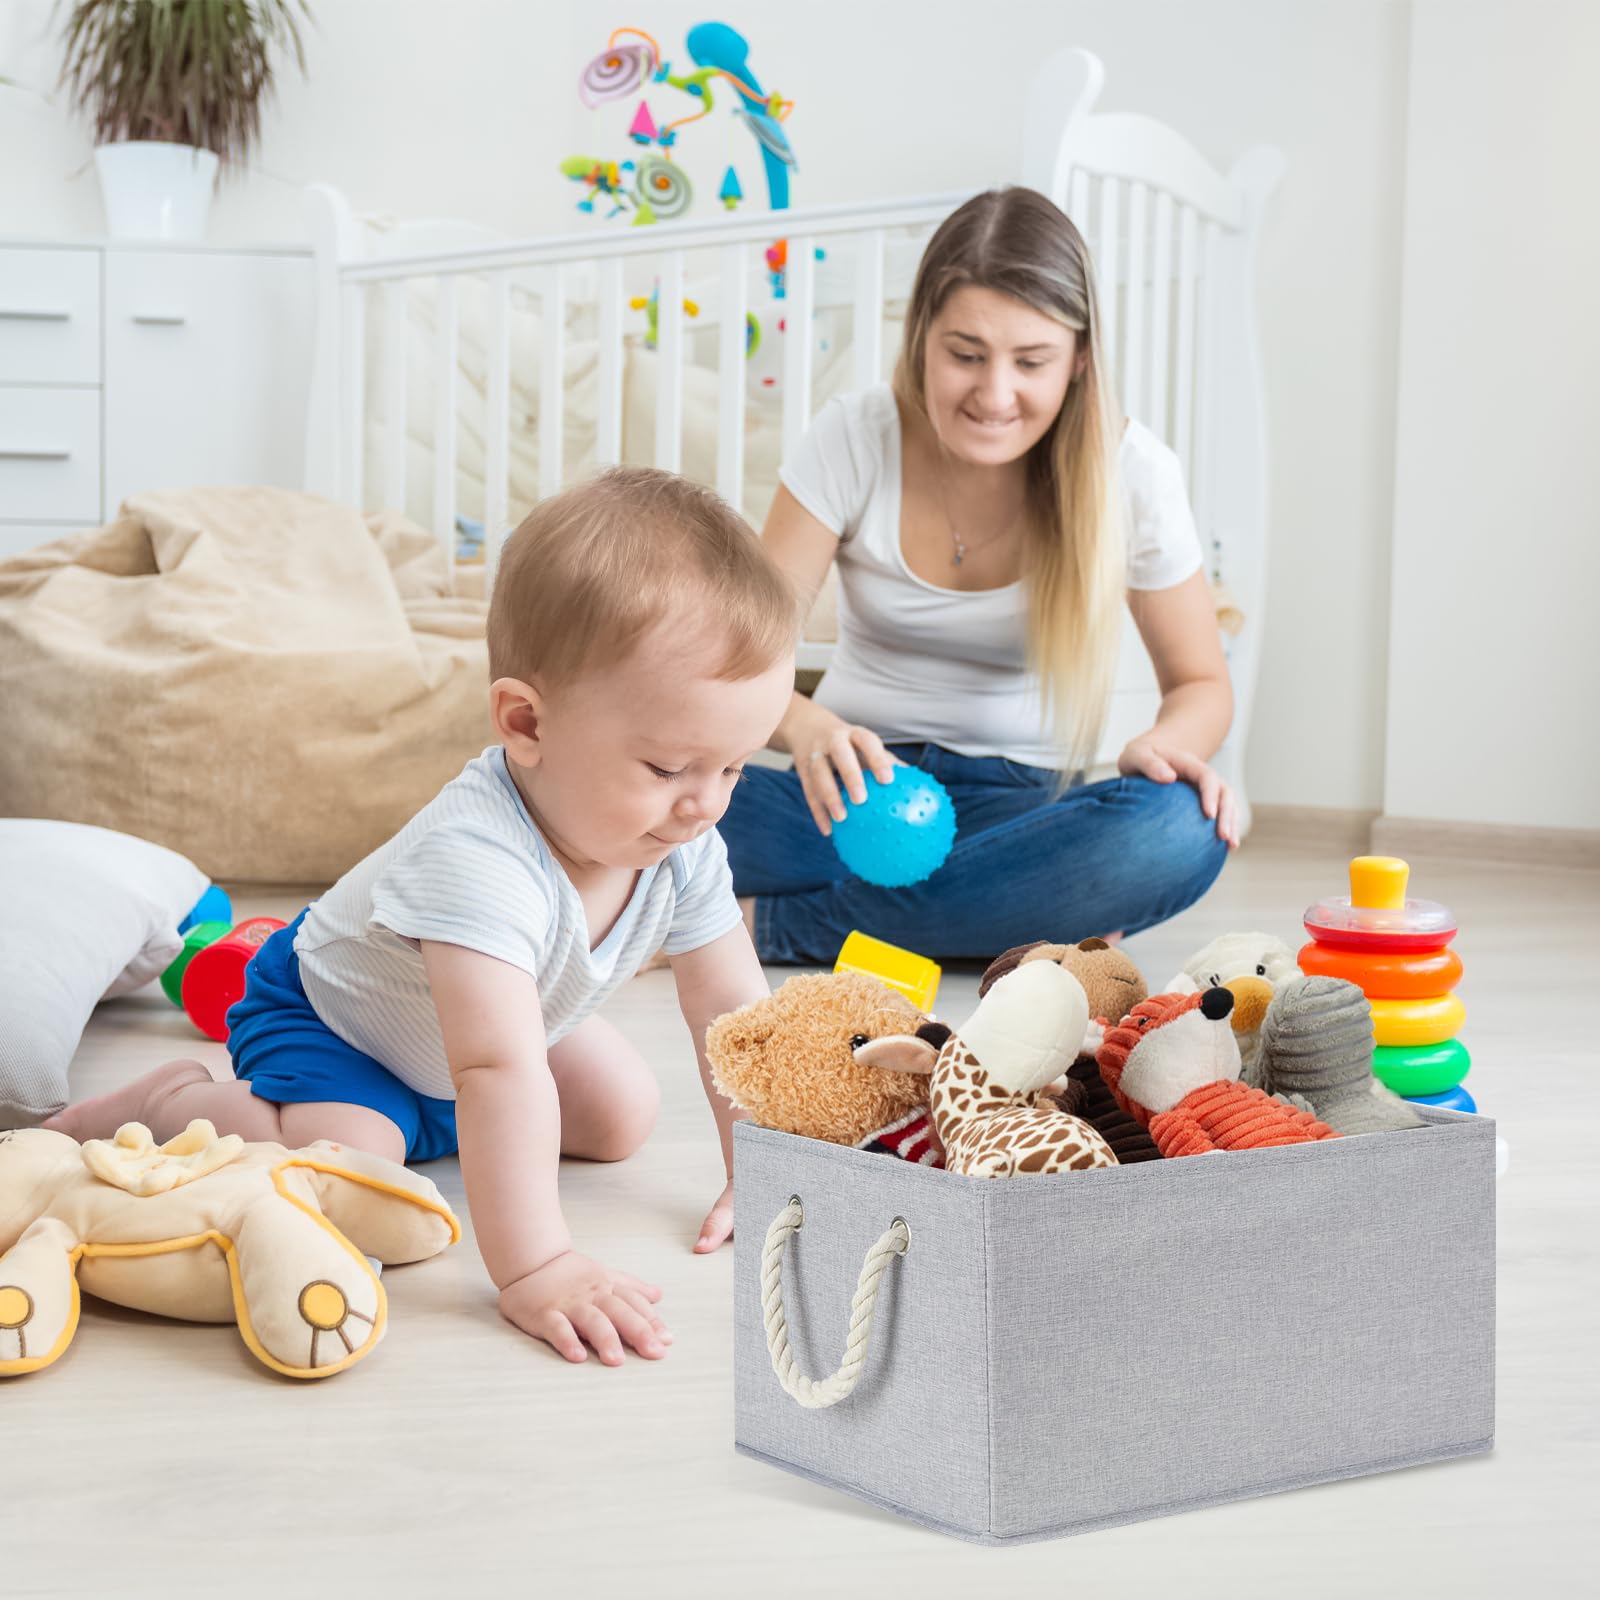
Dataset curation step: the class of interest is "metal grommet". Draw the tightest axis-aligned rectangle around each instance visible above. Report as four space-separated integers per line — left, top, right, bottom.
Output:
788 1193 803 1229
891 1215 911 1254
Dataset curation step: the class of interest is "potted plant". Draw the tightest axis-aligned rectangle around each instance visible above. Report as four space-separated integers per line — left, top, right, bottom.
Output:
57 0 310 241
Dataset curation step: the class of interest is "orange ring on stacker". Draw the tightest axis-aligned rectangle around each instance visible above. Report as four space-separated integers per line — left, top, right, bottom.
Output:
1370 992 1465 1047
1297 941 1463 999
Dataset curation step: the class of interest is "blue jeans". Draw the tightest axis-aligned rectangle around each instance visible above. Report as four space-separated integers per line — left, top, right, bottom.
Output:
718 742 1229 965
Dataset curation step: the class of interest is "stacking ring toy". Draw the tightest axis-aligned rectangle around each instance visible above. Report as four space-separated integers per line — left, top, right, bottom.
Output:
1370 992 1466 1047
1296 941 1463 999
1372 1038 1471 1098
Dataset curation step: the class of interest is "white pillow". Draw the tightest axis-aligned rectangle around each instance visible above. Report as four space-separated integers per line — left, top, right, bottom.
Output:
0 820 208 1126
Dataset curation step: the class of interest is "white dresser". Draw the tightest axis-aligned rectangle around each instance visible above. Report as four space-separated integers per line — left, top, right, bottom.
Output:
0 239 315 557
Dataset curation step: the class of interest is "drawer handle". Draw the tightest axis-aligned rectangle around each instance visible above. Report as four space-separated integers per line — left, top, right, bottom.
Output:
0 449 71 461
132 313 187 326
0 309 71 322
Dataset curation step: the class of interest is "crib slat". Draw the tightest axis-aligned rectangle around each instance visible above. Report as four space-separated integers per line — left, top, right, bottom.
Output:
1122 182 1147 422
1149 191 1174 445
655 251 685 472
485 271 511 582
381 281 407 513
853 229 885 390
782 234 818 460
1069 168 1090 234
341 282 365 510
1174 203 1199 480
1096 178 1121 398
431 275 458 565
716 242 747 509
536 265 564 503
596 257 625 466
1191 220 1221 557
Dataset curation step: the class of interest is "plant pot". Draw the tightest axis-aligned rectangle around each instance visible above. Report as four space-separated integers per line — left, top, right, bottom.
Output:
93 142 219 241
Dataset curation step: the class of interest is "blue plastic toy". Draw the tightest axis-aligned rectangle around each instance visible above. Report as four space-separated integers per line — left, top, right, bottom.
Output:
830 766 956 888
178 885 232 936
1406 1083 1478 1114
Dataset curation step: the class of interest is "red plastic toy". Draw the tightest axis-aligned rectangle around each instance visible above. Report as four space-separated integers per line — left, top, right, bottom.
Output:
180 917 286 1042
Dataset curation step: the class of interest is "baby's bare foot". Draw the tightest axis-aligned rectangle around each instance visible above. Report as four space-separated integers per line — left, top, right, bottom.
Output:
43 1058 216 1143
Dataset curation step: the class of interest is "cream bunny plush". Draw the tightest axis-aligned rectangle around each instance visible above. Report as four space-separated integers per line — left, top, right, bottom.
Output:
1166 931 1299 1086
0 1120 458 1379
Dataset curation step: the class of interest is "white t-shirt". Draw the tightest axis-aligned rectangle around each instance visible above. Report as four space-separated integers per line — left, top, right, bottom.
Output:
779 385 1204 768
294 746 742 1100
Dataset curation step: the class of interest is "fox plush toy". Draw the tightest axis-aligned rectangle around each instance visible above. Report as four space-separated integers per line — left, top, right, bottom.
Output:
1097 988 1339 1157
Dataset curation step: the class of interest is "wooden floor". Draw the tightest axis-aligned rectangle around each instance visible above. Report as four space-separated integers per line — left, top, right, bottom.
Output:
9 841 1597 1597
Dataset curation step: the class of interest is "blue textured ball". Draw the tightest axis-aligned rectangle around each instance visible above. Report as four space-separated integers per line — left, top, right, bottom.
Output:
830 765 957 887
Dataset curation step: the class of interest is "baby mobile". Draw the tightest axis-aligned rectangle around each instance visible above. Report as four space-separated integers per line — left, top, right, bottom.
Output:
564 21 818 375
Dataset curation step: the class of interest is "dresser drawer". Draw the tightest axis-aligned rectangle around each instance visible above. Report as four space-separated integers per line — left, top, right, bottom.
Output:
0 248 102 385
0 388 102 523
104 250 312 507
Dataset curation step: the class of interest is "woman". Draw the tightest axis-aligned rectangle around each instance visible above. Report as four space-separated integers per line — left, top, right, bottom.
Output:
719 186 1234 965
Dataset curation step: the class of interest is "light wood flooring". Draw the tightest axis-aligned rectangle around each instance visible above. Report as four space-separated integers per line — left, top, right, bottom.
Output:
7 841 1596 1597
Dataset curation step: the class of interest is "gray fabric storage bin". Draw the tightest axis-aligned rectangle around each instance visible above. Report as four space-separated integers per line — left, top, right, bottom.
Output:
733 1107 1495 1544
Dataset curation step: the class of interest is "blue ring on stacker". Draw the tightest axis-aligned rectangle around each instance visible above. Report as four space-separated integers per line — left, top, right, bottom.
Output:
1405 1083 1478 1114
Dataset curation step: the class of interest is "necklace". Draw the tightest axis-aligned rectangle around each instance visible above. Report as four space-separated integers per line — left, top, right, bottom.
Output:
936 452 1025 567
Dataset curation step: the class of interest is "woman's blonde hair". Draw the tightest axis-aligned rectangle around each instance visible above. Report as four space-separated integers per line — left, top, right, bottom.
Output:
893 186 1124 777
487 466 798 688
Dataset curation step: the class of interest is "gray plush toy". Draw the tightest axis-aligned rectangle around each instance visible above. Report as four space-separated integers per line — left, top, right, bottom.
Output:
1258 975 1426 1135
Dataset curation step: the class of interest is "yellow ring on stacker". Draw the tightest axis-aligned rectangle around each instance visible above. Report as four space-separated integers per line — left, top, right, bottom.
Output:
1370 992 1465 1047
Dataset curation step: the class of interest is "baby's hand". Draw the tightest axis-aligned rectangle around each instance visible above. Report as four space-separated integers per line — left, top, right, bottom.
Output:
498 1251 671 1365
695 1177 735 1253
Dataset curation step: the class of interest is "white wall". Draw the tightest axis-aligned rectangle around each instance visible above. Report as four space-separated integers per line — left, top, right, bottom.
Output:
1384 0 1600 831
2 0 1414 814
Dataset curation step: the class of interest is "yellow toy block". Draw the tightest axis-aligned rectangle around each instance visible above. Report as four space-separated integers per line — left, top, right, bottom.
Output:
834 930 941 1014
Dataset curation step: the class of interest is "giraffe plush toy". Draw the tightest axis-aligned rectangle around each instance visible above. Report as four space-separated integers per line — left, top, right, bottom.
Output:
1097 988 1340 1157
855 960 1118 1177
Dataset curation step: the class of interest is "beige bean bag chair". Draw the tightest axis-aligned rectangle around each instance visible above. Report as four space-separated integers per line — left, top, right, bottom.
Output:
0 488 492 883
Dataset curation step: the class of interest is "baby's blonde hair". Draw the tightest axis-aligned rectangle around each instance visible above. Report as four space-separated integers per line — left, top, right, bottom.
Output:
487 466 797 689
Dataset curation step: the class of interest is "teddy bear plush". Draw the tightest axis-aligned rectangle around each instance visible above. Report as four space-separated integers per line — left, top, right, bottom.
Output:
706 971 953 1165
0 1120 459 1379
980 939 1161 1162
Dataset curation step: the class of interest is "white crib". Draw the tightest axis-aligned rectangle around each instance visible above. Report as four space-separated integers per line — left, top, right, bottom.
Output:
303 48 1281 821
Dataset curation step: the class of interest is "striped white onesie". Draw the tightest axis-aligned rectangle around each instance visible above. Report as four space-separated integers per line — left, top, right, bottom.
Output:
294 745 742 1101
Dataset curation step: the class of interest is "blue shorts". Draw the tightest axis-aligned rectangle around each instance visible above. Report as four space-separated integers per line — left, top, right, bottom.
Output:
225 909 458 1163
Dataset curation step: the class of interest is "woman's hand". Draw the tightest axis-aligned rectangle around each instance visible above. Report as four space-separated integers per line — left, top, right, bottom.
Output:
1118 734 1239 848
780 699 896 838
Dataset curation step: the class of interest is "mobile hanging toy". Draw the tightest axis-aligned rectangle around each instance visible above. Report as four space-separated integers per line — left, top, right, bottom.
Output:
565 22 797 229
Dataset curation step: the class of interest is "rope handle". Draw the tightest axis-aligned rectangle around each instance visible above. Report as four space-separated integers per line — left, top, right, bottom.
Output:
760 1194 910 1410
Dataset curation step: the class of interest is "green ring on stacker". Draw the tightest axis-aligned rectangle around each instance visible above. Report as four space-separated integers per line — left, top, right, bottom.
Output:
1372 1038 1471 1098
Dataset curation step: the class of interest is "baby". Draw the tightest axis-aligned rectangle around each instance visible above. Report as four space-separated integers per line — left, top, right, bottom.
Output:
48 467 798 1366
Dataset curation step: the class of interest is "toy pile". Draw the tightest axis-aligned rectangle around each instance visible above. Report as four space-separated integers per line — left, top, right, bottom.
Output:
708 854 1480 1179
